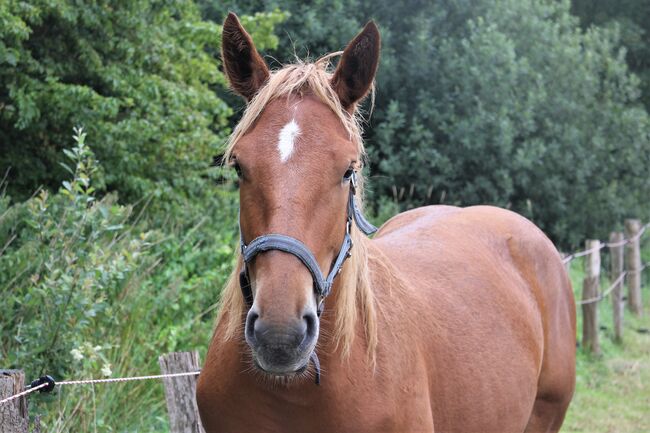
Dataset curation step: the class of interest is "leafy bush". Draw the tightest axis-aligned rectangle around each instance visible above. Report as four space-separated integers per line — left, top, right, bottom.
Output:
0 1 286 202
368 0 650 247
212 0 650 248
572 0 650 111
0 129 239 431
0 128 154 378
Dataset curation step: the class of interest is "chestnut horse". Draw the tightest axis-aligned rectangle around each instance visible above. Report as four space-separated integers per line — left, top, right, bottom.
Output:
197 14 576 433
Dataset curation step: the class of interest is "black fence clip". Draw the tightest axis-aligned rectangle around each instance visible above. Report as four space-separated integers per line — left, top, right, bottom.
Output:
30 375 56 393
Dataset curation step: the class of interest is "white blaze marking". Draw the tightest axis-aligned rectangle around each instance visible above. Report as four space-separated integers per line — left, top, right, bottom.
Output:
277 119 300 162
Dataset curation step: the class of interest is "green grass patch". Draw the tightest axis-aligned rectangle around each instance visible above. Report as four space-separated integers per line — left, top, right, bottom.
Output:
563 254 650 433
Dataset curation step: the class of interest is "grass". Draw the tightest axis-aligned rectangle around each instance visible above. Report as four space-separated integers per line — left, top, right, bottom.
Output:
562 255 650 433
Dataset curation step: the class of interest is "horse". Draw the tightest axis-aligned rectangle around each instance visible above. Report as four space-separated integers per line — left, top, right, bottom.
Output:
196 13 576 433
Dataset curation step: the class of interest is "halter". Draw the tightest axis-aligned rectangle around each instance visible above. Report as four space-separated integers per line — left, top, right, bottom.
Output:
238 171 377 384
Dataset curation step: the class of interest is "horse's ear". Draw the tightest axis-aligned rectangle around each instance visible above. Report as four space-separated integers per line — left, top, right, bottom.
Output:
331 21 381 109
221 12 270 101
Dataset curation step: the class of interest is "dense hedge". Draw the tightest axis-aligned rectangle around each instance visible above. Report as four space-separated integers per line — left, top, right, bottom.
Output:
0 0 285 202
212 0 650 247
0 130 239 431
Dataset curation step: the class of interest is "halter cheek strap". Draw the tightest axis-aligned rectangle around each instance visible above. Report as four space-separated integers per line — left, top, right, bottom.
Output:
238 172 377 383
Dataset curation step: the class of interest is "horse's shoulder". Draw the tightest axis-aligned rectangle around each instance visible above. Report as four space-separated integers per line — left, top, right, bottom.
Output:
376 204 549 245
372 204 563 281
373 205 461 238
458 205 559 256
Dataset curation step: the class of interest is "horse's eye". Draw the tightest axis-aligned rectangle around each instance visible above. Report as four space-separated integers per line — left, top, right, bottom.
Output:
232 162 242 178
343 168 354 181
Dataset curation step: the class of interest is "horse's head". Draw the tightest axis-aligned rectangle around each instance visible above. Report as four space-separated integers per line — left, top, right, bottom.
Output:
221 13 380 378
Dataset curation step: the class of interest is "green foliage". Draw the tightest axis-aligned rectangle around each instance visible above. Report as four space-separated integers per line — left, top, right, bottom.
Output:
0 131 239 431
0 0 286 202
218 0 650 248
0 128 152 377
370 0 650 246
572 0 650 111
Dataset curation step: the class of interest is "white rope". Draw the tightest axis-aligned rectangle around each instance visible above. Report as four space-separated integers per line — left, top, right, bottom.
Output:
0 371 200 406
573 242 605 258
577 271 627 306
57 371 200 386
630 223 649 242
562 242 605 264
0 382 47 406
604 238 629 248
562 222 649 264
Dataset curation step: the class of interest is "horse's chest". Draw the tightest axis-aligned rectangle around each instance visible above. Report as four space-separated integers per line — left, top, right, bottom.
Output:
200 374 432 433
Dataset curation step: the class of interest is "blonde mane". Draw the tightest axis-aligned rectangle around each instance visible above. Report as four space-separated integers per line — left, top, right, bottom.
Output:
216 55 378 360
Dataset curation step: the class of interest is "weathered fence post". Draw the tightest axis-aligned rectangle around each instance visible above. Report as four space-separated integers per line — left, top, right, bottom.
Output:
582 240 600 354
159 351 205 433
0 370 29 433
624 219 643 316
609 232 625 343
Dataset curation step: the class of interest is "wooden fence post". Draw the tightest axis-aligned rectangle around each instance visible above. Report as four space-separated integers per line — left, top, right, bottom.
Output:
609 232 625 343
624 219 643 316
582 240 600 354
0 370 29 433
159 351 205 433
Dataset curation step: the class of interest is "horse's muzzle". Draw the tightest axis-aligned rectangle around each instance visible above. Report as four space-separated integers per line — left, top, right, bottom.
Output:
245 308 318 374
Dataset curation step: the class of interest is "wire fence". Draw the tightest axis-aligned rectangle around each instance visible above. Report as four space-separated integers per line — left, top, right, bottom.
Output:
0 371 201 406
0 381 49 406
1 219 648 432
576 271 627 306
562 222 649 264
561 219 649 354
1 352 204 433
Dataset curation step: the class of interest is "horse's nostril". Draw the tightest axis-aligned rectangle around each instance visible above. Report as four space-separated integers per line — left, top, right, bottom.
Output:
303 312 318 340
245 309 260 345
